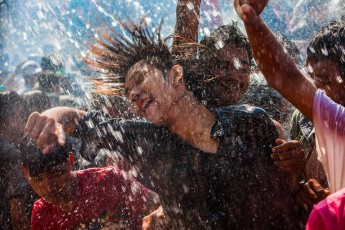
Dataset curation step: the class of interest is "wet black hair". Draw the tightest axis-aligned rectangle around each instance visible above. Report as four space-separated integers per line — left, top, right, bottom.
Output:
85 18 248 108
307 21 345 77
274 33 300 64
20 136 74 177
175 23 253 107
85 19 173 95
0 91 28 122
199 23 253 68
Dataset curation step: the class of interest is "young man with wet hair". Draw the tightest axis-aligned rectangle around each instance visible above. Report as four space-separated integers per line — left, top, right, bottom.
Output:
20 137 158 230
25 21 302 228
195 23 253 107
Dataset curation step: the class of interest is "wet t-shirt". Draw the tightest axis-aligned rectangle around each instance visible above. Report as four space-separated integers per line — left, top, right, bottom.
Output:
313 89 345 193
31 167 154 230
76 105 301 229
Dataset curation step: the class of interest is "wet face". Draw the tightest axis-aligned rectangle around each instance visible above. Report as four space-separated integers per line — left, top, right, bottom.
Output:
306 57 345 105
26 162 73 205
210 43 250 106
124 61 183 125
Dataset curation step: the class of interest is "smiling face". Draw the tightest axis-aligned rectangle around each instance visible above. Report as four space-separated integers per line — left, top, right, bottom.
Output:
306 57 345 105
208 43 250 106
124 61 184 125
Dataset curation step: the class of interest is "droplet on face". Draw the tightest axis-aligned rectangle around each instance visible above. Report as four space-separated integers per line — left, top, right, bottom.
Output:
233 58 242 70
321 47 329 56
215 40 224 50
305 64 314 75
336 76 343 83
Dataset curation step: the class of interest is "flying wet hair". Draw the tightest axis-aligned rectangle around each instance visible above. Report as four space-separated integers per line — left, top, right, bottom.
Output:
199 22 253 68
20 136 74 177
307 21 345 77
85 19 173 95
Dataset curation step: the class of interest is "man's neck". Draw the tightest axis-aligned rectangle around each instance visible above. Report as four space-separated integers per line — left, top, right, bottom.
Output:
57 172 79 213
168 93 219 153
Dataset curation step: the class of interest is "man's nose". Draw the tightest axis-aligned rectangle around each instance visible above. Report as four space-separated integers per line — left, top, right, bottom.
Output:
129 87 141 102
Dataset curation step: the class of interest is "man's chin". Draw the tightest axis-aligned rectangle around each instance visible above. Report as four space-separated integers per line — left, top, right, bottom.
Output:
44 196 64 205
146 115 164 125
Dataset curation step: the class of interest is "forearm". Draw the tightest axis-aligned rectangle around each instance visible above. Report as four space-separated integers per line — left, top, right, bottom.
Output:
172 0 201 54
243 13 316 121
41 107 86 134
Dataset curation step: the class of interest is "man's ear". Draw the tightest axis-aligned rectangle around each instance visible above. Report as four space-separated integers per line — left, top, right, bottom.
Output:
68 153 75 170
21 163 29 178
169 65 185 87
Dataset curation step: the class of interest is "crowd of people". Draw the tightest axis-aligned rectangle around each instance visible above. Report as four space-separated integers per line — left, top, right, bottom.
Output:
0 0 345 229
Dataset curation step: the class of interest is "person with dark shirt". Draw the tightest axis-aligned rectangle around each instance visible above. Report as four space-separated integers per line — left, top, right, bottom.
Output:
25 20 302 228
20 137 157 230
0 138 30 230
0 91 31 230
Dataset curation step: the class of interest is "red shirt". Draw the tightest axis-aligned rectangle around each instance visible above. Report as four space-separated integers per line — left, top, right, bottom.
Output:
31 167 152 230
306 187 345 230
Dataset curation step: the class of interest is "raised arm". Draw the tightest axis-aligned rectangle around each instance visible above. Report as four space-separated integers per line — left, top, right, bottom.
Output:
25 107 86 153
172 0 201 55
234 0 317 121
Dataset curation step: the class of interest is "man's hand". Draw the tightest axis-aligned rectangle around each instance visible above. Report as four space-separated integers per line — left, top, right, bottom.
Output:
234 0 269 23
271 139 306 176
142 205 167 230
295 179 330 211
25 112 66 154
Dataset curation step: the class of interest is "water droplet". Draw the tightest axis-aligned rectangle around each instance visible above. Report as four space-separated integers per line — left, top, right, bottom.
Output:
215 40 224 50
186 2 195 10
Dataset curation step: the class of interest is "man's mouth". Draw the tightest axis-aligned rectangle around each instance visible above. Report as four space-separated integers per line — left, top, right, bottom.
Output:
138 98 155 114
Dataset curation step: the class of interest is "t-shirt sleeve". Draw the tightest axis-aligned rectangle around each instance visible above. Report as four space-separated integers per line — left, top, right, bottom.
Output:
74 110 166 163
306 207 326 230
313 89 345 192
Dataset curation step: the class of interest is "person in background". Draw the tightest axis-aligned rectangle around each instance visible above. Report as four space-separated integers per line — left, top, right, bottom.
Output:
17 60 41 95
0 91 32 230
23 90 52 114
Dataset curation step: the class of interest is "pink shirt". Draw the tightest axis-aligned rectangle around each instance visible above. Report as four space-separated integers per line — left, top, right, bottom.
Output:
306 187 345 230
313 89 345 193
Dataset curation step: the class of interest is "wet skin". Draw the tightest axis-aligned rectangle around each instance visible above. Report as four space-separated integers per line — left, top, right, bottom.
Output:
22 155 77 207
124 61 186 126
208 43 250 106
306 57 345 105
